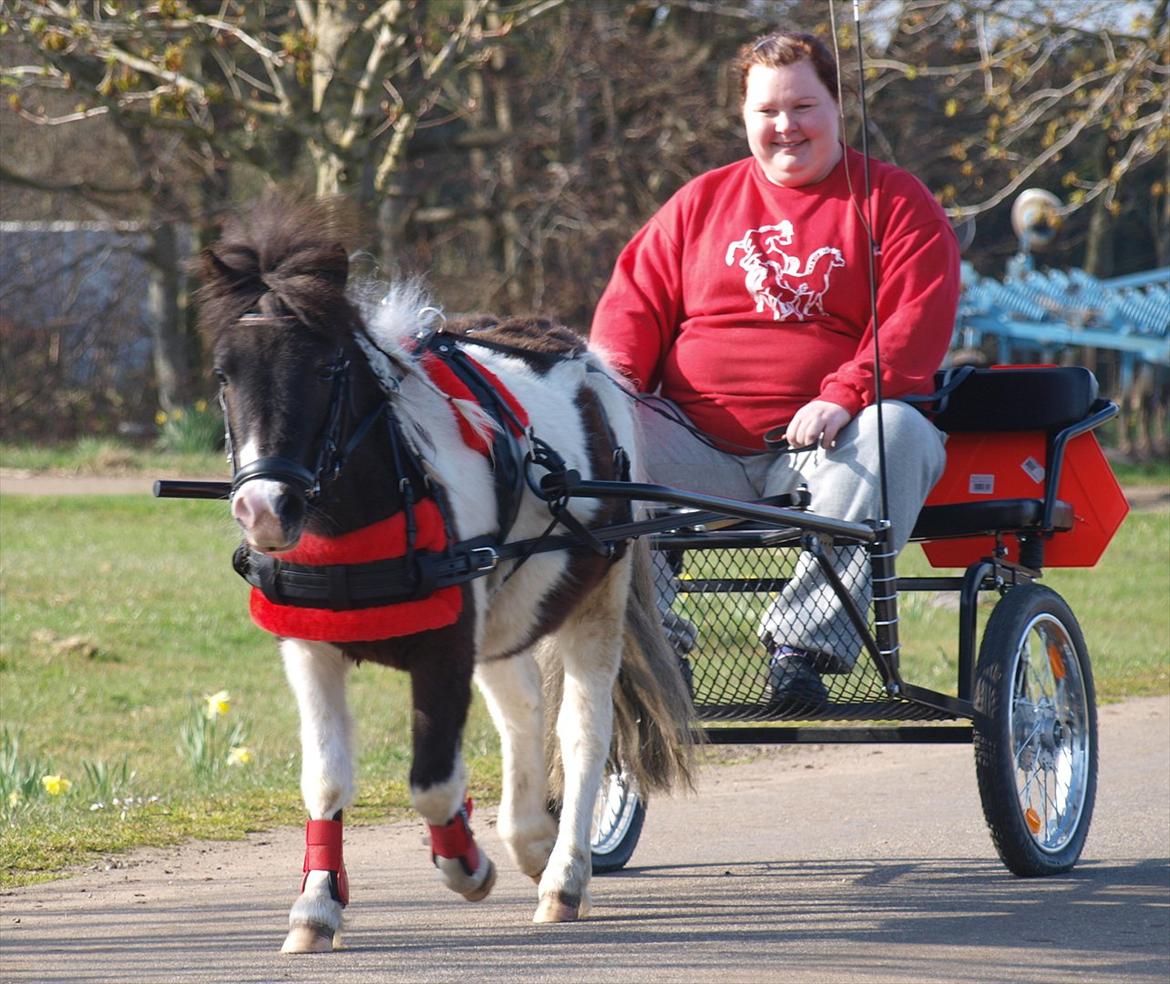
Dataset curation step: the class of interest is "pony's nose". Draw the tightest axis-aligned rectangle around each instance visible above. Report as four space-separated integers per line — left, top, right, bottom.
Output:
233 482 303 552
276 491 306 532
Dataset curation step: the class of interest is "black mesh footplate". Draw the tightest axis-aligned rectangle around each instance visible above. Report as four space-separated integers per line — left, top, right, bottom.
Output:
652 532 959 724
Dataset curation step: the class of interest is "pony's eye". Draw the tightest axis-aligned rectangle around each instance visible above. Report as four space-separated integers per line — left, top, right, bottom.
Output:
316 364 336 381
213 367 228 384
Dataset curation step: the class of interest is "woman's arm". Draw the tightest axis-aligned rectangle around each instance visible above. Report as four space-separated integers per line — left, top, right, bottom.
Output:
590 215 685 392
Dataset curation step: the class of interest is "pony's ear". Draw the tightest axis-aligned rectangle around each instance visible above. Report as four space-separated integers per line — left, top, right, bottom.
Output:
197 246 228 286
198 243 260 288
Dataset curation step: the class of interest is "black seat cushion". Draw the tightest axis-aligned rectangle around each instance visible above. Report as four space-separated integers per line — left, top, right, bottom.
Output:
925 366 1098 433
911 498 1074 541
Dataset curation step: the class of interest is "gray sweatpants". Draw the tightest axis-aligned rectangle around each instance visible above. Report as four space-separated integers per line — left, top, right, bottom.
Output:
636 398 947 668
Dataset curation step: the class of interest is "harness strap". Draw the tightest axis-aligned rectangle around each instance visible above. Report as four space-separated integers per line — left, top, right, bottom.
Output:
231 456 316 496
428 798 481 876
302 815 349 907
233 534 500 611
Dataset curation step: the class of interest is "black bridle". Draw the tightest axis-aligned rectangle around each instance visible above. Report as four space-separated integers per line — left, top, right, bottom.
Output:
223 345 386 502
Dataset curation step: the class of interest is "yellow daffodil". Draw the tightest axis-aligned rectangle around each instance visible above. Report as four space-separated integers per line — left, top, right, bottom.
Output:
204 690 231 719
227 746 253 767
194 398 208 413
8 790 23 808
41 774 72 796
155 410 168 426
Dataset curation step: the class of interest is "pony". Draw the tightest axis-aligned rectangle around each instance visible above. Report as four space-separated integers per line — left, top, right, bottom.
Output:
195 195 694 953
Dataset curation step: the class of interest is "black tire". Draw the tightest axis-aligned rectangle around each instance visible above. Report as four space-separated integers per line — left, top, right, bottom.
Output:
590 767 645 873
973 583 1097 876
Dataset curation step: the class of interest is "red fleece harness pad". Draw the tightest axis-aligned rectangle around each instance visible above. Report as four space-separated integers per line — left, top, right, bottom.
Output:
428 798 481 875
302 817 349 907
248 498 461 642
420 352 529 453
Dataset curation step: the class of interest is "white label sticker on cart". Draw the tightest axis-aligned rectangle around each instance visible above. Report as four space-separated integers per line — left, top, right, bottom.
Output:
968 473 995 495
1021 456 1046 484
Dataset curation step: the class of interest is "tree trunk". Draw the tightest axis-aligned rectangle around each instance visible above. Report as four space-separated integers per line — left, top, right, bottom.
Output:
1083 195 1115 279
146 221 192 412
488 15 523 307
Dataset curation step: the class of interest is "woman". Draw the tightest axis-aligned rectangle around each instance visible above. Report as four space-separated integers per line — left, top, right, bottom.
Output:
590 31 960 707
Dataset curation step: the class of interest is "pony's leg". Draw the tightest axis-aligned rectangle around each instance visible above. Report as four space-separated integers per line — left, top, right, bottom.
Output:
534 567 627 923
280 639 354 954
475 651 558 879
409 653 496 902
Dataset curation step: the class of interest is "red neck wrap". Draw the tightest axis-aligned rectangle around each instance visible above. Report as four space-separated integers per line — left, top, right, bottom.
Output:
249 497 462 643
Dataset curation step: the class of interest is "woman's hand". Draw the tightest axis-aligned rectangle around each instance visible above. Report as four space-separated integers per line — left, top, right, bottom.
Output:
784 399 853 450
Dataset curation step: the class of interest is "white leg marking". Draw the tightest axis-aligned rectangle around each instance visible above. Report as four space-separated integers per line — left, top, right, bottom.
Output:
476 653 557 878
535 565 628 922
281 639 353 950
412 758 467 827
413 753 496 901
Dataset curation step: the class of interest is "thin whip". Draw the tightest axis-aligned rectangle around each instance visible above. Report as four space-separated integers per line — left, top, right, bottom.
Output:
829 0 891 527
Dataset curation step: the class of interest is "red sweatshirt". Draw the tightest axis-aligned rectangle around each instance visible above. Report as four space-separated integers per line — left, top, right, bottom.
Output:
590 148 960 451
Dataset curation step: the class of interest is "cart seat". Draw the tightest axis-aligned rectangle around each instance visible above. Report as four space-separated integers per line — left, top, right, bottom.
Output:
908 365 1126 568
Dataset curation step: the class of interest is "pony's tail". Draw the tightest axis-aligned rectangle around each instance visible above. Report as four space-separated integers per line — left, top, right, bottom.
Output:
610 537 699 794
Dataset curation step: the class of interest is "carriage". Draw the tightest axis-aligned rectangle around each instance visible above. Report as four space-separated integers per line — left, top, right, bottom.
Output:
585 363 1127 878
154 198 1127 949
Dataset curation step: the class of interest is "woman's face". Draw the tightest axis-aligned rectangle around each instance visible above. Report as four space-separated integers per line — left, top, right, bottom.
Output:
742 59 842 187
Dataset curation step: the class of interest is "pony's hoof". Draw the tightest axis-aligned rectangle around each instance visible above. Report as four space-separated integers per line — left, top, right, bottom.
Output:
462 858 496 902
533 892 580 923
281 923 337 953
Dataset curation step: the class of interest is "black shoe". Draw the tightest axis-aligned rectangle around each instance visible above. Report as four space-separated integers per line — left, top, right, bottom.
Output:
764 646 829 709
662 610 697 656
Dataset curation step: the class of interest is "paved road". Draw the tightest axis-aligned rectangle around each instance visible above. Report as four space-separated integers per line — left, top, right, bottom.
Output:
2 696 1167 984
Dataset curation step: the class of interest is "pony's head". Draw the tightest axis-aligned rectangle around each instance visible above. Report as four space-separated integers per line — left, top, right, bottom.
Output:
198 195 383 553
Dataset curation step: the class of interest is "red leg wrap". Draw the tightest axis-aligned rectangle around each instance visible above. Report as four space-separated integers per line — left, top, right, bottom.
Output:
301 817 349 907
428 798 481 875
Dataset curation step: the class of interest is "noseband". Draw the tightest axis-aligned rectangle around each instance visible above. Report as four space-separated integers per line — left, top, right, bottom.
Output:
223 342 385 502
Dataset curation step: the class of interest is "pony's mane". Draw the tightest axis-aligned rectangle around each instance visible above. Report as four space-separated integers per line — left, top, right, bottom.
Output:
196 193 360 339
358 278 437 354
356 280 500 452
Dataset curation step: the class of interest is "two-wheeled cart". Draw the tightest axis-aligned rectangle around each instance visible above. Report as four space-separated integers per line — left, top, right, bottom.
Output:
587 365 1128 877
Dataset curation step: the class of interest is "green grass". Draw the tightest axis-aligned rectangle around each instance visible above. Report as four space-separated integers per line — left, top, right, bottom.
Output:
1108 456 1170 487
0 438 228 478
895 514 1170 698
0 495 501 886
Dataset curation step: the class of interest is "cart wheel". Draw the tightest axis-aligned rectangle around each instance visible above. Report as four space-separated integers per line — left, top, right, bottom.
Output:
973 583 1097 876
590 767 645 873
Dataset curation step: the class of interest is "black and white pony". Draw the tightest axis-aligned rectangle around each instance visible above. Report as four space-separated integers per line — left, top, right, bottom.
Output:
197 196 693 952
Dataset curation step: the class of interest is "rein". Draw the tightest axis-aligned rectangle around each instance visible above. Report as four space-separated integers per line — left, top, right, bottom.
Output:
213 317 817 630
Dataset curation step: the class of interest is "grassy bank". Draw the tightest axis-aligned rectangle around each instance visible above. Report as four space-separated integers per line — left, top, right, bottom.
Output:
1 492 1166 887
1 439 228 478
0 496 501 886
